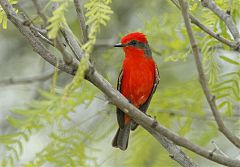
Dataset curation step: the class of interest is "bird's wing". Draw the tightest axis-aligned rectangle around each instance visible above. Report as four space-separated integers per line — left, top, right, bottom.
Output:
140 66 159 113
116 70 125 129
131 66 160 130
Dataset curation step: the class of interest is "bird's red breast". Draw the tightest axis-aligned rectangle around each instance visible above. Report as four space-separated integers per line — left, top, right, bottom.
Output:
121 55 156 107
119 33 156 124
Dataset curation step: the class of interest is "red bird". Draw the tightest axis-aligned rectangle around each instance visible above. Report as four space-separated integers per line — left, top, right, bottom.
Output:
112 32 159 150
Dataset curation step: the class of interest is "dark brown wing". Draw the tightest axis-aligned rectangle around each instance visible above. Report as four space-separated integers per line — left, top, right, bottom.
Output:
116 70 125 129
131 66 160 130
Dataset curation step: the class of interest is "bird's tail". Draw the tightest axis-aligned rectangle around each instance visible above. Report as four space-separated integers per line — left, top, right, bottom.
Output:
112 123 131 151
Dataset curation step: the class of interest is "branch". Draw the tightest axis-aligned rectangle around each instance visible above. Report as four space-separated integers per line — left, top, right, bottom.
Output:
178 0 240 149
170 0 240 51
0 0 78 75
29 24 74 65
2 0 240 166
148 129 197 167
0 71 54 86
227 0 233 15
0 1 197 166
73 0 88 43
86 66 240 167
211 140 229 158
31 0 48 24
60 26 83 61
201 0 240 43
56 36 73 64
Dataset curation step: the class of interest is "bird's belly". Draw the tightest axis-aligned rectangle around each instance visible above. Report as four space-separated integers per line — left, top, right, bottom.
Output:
121 68 154 107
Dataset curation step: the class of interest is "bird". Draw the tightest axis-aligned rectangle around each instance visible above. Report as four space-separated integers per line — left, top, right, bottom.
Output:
112 32 159 150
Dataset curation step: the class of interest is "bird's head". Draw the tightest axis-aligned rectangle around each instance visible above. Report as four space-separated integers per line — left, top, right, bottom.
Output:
114 32 152 57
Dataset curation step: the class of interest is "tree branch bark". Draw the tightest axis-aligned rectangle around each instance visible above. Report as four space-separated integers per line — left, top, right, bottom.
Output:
60 26 83 61
86 64 240 167
73 0 88 44
201 0 240 43
1 0 240 166
0 0 78 75
178 0 240 149
170 0 240 51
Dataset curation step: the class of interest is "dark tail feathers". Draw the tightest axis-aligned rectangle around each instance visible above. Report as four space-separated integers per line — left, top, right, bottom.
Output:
112 123 131 151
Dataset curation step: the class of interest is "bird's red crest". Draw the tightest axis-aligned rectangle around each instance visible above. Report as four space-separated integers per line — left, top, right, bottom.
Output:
121 32 147 44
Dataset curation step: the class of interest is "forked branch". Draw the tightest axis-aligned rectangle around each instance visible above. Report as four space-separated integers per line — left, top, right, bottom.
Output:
178 0 240 149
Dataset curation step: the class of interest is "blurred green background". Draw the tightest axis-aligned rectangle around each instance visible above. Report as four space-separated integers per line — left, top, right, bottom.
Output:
0 0 240 166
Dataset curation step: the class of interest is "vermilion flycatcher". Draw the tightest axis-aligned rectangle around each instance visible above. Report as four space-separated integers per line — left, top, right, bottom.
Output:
112 32 159 150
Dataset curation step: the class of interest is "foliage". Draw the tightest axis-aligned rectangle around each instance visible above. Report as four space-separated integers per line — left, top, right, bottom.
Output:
1 0 240 166
25 129 92 167
47 0 70 39
0 0 17 29
0 0 114 165
83 0 113 53
1 82 98 166
125 130 177 167
188 0 240 117
142 15 190 62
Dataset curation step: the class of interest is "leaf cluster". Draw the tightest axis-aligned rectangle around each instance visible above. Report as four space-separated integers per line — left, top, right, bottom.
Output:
0 0 17 29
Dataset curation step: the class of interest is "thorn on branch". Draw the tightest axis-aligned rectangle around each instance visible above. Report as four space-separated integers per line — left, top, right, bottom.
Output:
169 154 174 159
211 95 216 102
234 42 240 51
192 44 198 50
201 0 208 7
23 20 31 26
209 148 216 158
211 140 229 157
226 10 231 15
6 13 11 20
151 117 158 128
72 66 78 75
86 65 95 77
146 113 152 118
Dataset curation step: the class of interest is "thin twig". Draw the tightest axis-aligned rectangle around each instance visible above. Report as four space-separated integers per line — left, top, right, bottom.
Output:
21 0 73 64
201 0 240 43
178 0 240 149
33 30 53 46
170 0 240 51
31 0 48 24
56 36 73 64
151 47 162 56
211 140 229 158
0 71 54 86
2 0 240 166
1 1 197 166
60 26 83 61
0 0 78 75
73 0 88 43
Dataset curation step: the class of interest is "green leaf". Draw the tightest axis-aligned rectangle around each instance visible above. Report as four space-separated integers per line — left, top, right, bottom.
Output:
178 118 193 136
47 1 69 39
220 56 240 66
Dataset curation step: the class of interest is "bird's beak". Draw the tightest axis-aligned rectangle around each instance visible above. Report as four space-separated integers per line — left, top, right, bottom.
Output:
114 43 125 47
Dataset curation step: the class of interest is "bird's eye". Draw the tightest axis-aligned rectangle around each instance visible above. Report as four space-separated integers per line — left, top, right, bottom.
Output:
130 40 137 45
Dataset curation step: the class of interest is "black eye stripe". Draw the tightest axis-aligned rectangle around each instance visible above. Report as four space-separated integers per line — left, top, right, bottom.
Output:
128 40 137 45
127 40 152 57
128 40 144 47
